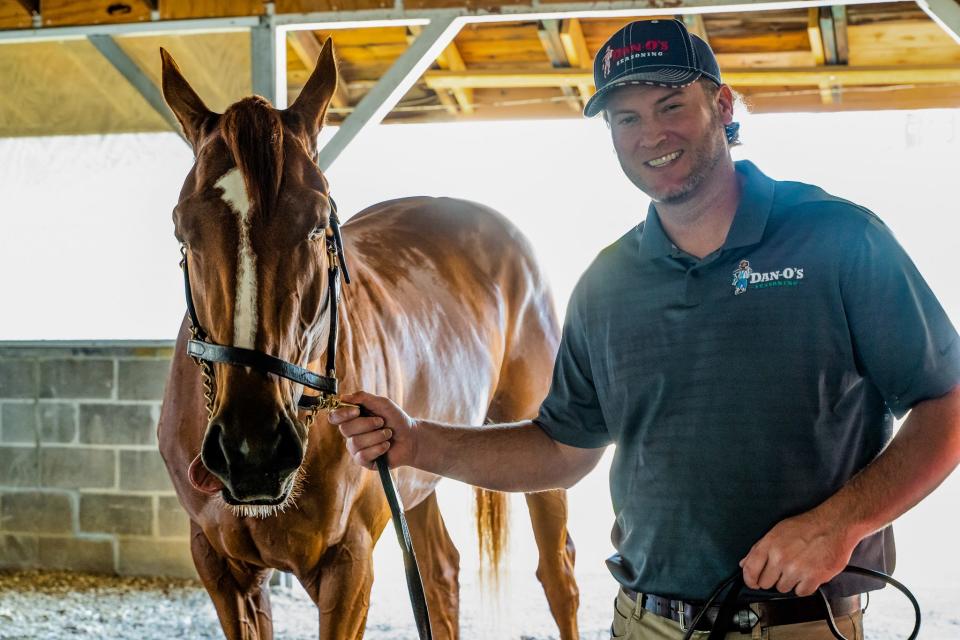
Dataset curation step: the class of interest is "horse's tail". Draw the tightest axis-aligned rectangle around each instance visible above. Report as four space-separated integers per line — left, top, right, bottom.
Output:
474 486 508 587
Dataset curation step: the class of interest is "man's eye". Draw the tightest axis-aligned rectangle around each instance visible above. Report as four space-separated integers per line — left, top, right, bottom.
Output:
617 115 638 126
664 103 682 112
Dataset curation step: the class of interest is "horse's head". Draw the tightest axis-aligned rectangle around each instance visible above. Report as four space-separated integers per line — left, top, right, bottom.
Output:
161 42 339 516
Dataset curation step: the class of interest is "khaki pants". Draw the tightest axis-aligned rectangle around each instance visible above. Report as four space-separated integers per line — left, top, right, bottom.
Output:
612 588 864 640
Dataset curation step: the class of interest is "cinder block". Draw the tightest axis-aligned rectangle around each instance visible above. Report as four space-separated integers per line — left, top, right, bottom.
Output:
1 403 36 443
118 538 196 578
0 446 39 486
118 360 171 401
79 404 156 446
0 533 39 568
0 491 73 534
39 359 113 399
37 403 77 443
80 493 153 536
119 450 173 491
0 359 37 399
157 495 191 537
38 536 114 573
41 447 115 489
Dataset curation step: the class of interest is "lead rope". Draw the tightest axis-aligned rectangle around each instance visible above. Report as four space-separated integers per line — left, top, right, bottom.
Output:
681 565 920 640
318 213 433 640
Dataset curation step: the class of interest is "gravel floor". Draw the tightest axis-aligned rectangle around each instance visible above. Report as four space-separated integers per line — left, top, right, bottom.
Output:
1 569 957 639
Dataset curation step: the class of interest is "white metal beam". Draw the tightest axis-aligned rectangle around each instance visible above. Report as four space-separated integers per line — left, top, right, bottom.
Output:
317 15 463 172
87 34 189 145
0 16 259 44
919 0 960 44
251 11 288 108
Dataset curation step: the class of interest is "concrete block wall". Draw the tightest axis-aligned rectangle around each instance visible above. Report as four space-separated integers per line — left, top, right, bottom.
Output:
0 342 196 578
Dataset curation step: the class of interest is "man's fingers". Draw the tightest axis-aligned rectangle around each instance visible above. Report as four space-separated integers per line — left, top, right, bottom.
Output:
756 557 782 590
328 406 360 425
353 441 390 468
344 428 393 456
336 416 384 438
740 549 767 589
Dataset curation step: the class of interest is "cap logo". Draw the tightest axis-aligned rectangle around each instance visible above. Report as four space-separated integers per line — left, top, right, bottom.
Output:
612 40 670 65
602 46 614 77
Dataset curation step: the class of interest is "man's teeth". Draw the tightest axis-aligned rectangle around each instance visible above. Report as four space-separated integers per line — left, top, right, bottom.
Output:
647 151 682 167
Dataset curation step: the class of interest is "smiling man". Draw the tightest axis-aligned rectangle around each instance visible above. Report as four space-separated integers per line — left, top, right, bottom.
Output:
331 19 960 639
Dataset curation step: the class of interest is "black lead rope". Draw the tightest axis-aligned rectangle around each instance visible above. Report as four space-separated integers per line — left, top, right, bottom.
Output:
180 209 433 640
681 565 920 640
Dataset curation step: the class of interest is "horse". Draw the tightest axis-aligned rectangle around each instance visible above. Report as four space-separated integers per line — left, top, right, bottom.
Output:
156 39 580 639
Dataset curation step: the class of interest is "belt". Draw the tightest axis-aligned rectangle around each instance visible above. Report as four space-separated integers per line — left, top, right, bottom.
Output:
622 587 861 633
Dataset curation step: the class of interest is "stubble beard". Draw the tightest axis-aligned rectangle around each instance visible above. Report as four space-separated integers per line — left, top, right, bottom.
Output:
625 114 728 206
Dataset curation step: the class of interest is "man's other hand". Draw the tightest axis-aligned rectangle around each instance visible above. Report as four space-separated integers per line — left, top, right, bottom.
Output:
329 391 417 470
739 510 859 597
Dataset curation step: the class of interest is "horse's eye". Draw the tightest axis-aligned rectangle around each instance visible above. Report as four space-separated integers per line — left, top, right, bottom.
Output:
308 228 324 241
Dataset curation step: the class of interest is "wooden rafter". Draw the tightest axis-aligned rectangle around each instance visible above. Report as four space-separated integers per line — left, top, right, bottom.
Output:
288 30 350 112
422 65 960 90
559 18 593 110
682 14 710 44
538 19 580 111
14 0 38 16
410 24 473 115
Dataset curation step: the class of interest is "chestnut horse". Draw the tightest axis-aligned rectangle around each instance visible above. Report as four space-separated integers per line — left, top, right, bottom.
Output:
157 40 579 639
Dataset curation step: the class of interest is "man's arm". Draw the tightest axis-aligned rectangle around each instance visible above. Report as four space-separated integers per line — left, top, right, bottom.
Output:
740 383 960 596
329 391 606 492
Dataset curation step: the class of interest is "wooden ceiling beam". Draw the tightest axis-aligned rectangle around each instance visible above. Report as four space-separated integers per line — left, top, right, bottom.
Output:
14 0 38 16
559 18 593 110
410 24 473 115
422 65 960 90
288 30 350 111
538 19 580 111
682 15 710 44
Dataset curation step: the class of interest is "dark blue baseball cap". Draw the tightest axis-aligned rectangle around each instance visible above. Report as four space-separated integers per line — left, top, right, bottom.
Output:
584 19 723 117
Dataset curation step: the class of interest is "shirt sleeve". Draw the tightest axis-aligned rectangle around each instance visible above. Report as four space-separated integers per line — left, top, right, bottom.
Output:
534 277 611 448
841 214 960 417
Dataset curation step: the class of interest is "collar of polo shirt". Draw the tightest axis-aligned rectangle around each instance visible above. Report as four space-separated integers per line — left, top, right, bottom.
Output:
637 160 776 260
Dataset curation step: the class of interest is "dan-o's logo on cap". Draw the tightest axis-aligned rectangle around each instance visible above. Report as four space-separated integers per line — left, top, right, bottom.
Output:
602 46 614 77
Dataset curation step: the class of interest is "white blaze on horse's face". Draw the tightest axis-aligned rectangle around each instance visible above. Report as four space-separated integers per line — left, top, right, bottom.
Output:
215 168 258 350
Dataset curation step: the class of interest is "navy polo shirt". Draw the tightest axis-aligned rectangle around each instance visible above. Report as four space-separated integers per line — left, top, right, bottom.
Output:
536 160 960 600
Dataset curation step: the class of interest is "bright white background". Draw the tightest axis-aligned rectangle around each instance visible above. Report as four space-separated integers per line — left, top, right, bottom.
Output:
1 108 958 638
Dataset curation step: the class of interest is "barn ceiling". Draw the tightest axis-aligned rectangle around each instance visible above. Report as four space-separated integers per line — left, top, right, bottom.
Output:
0 0 958 137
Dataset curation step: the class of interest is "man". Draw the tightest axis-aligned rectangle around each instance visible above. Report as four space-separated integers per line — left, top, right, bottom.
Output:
330 19 960 639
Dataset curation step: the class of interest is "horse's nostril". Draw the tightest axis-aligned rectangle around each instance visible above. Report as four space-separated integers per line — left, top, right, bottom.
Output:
201 422 229 477
274 414 304 475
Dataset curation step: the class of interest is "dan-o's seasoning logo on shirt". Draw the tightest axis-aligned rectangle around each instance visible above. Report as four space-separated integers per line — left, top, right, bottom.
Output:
732 259 805 295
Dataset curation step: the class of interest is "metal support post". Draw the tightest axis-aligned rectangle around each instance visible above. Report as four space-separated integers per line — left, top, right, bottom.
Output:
251 5 288 108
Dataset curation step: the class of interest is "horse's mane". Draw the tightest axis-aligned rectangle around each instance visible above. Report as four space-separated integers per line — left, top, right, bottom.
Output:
221 96 284 216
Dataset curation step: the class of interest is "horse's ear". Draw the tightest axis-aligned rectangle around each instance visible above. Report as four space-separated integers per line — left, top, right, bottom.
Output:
288 37 338 143
160 48 213 151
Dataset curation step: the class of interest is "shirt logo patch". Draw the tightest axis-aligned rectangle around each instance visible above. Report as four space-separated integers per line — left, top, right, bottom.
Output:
732 259 752 295
732 259 805 295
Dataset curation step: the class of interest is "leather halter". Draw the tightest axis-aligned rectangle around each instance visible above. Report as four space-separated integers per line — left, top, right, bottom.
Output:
179 198 433 640
180 200 349 409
